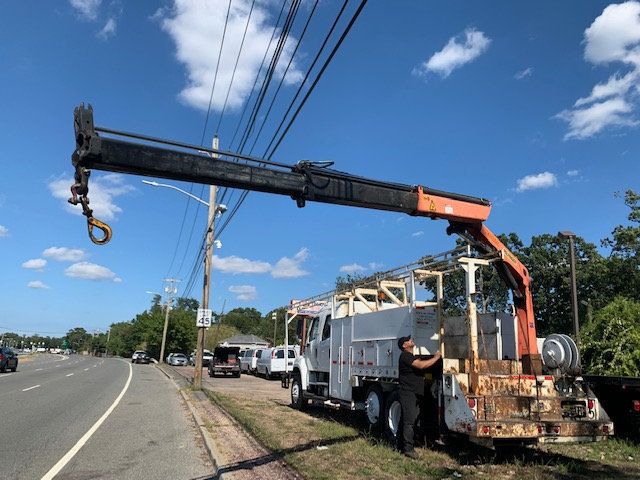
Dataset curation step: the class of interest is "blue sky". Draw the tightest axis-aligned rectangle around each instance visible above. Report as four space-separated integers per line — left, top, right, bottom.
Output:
1 1 638 336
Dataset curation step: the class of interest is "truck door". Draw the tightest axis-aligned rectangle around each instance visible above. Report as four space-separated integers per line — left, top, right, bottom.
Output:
317 314 331 372
305 316 320 372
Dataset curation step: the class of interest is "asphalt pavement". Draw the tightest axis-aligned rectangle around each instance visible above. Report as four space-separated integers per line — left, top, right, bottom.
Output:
0 354 213 480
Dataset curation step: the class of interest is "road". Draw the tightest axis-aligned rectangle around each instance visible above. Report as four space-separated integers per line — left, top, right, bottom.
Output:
0 354 213 480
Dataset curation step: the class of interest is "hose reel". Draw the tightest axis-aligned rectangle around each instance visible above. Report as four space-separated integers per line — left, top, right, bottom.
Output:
541 333 580 375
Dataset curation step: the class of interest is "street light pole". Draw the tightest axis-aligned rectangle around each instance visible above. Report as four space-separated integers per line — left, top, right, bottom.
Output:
194 135 219 390
558 231 580 342
159 278 179 364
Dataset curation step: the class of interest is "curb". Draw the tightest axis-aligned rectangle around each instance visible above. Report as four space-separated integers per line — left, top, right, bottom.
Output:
157 365 223 479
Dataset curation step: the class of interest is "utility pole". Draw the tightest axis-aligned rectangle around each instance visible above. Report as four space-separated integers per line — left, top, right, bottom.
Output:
194 135 218 390
558 231 580 343
272 311 277 347
159 278 179 363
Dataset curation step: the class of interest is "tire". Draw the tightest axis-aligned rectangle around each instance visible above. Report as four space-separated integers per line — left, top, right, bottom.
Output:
384 389 402 446
291 373 308 410
11 365 17 372
266 368 271 379
364 385 385 433
0 364 5 373
234 372 240 378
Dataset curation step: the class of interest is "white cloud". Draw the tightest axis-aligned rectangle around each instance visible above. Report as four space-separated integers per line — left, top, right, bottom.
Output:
213 254 271 275
516 172 558 193
567 169 580 177
157 0 303 112
339 263 366 274
229 284 257 301
414 28 491 78
271 248 309 278
65 261 121 282
0 225 7 237
97 17 117 40
27 280 50 289
584 1 640 64
43 247 87 262
69 0 101 21
514 67 533 80
49 173 134 221
556 97 637 140
557 1 640 139
22 258 47 270
412 231 424 237
368 262 384 270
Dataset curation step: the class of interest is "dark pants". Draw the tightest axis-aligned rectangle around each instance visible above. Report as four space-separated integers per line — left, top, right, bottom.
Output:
399 388 422 453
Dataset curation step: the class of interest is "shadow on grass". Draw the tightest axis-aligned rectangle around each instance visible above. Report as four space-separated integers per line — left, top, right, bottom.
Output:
275 402 639 480
208 434 361 480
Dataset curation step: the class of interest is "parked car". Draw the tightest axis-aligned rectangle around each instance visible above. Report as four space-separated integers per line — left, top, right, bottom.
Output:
0 347 18 372
132 350 150 364
189 349 214 367
208 346 241 377
167 353 188 366
240 349 262 374
256 347 296 379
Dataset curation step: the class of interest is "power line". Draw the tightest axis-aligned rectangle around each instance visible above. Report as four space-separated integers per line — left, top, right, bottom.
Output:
173 0 233 278
215 0 368 238
215 0 256 135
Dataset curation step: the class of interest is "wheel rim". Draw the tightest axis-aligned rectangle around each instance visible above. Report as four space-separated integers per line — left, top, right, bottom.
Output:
387 400 401 436
366 390 381 425
292 381 300 403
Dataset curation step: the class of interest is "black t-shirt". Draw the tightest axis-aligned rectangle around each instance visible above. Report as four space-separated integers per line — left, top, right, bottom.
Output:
398 351 424 395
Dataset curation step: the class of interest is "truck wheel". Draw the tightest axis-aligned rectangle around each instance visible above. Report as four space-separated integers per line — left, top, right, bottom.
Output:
291 374 308 410
384 390 402 445
365 385 385 433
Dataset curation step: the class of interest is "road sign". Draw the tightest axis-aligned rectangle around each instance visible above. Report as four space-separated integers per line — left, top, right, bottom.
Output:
196 308 212 327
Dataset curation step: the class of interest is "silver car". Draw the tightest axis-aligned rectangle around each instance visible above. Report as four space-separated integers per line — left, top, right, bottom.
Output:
167 353 188 366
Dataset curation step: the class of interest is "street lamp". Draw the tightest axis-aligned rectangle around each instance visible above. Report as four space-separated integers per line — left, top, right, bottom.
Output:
558 230 580 342
142 161 226 388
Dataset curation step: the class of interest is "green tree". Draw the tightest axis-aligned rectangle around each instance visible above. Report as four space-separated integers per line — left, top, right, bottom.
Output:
602 189 640 302
65 327 92 352
581 297 640 376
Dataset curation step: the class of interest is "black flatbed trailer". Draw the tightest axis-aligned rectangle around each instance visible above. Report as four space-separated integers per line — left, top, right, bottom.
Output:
583 375 640 439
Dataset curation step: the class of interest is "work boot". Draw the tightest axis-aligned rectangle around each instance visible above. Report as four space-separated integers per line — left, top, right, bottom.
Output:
404 450 419 459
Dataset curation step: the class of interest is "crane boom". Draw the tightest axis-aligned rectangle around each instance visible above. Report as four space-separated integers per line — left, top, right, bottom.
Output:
69 104 540 364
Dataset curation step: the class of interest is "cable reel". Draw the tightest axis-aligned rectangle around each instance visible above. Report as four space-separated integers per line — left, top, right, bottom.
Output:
541 333 580 375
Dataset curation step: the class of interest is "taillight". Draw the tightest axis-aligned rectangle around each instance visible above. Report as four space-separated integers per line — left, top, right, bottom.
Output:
468 398 476 408
587 399 595 410
537 425 543 434
633 400 640 412
603 425 610 434
482 425 490 434
0 354 4 361
553 425 560 434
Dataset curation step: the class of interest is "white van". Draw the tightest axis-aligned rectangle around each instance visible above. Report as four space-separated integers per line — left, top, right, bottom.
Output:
240 349 262 374
256 347 296 378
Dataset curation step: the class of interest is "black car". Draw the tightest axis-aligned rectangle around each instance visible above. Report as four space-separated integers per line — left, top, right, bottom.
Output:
132 352 151 364
0 347 18 372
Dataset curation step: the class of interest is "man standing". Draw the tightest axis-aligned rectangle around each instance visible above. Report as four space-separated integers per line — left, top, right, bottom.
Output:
397 335 441 458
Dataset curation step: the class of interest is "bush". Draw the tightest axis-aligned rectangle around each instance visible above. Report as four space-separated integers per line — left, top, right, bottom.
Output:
581 297 640 376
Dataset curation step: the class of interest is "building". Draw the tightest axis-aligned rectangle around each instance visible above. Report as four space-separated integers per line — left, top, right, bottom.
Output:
219 334 270 351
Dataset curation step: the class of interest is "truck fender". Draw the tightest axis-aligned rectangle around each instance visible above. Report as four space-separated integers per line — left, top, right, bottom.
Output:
293 359 309 391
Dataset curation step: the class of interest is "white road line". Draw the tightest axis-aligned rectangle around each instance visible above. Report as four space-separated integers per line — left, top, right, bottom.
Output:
40 361 132 480
93 365 97 368
66 373 74 377
36 368 43 371
83 368 89 371
0 373 14 379
22 385 40 392
56 365 61 368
